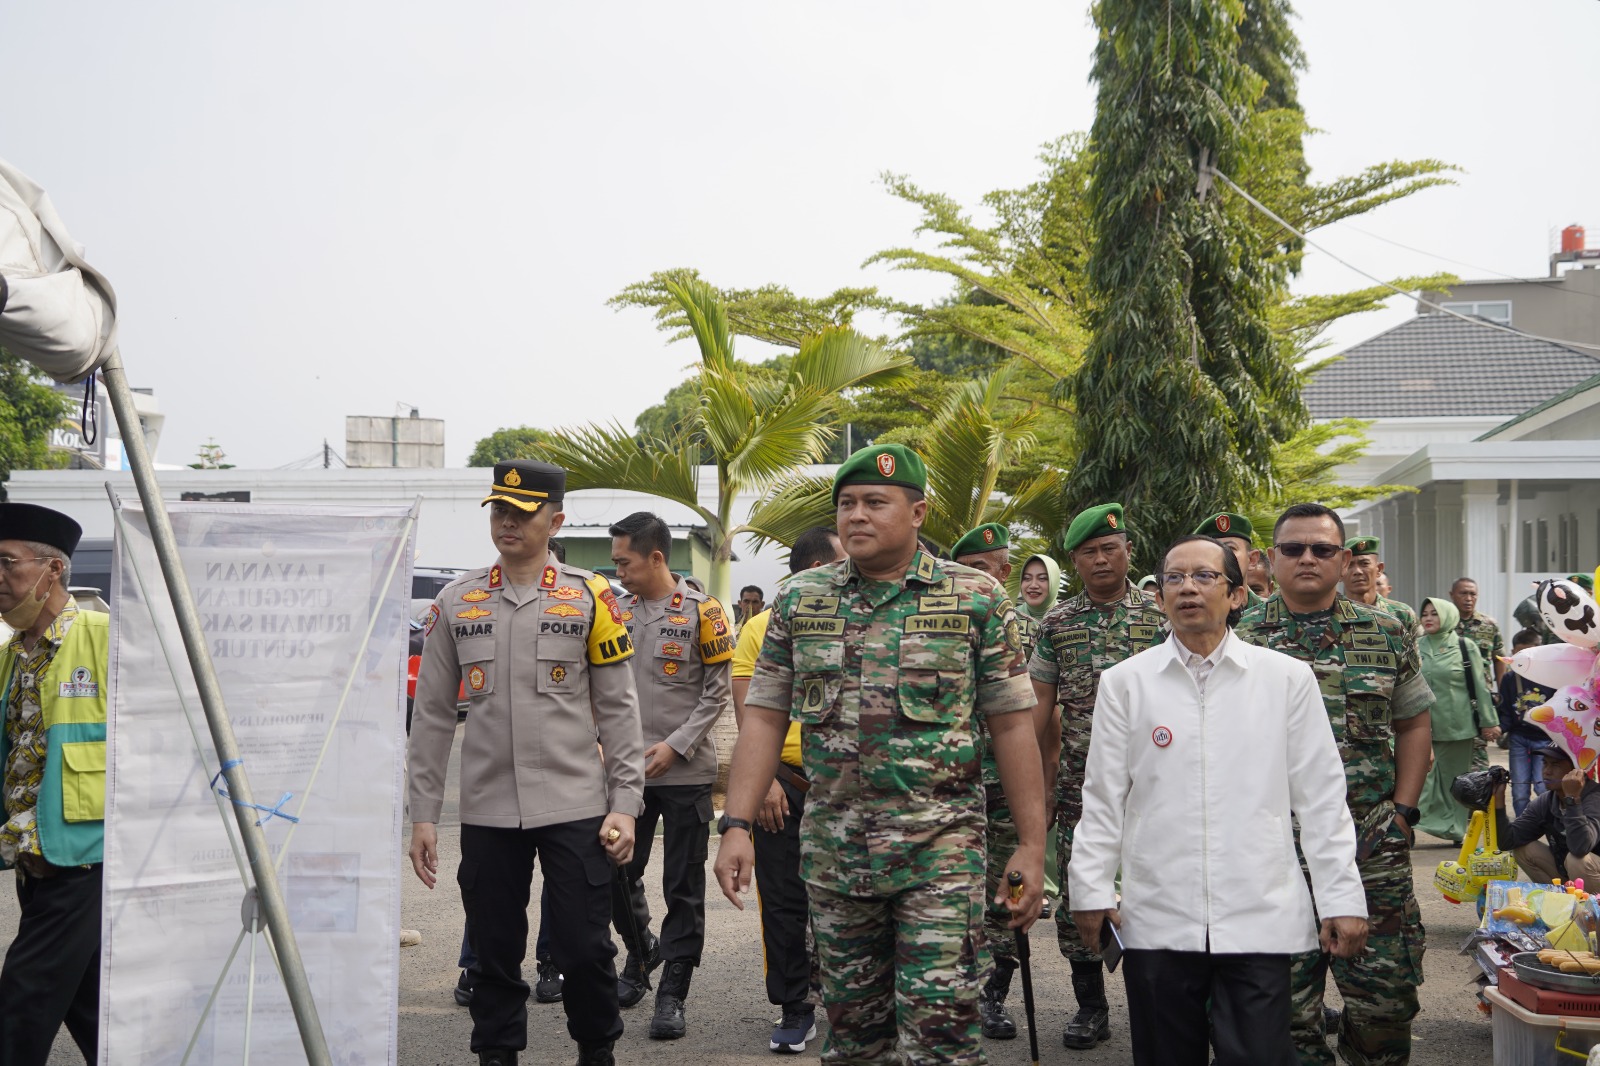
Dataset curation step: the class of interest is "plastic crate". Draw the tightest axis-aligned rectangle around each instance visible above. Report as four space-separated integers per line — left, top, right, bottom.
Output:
1500 969 1600 1018
1487 986 1600 1065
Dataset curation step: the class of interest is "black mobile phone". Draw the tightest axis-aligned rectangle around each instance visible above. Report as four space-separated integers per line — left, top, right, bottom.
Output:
1099 919 1125 973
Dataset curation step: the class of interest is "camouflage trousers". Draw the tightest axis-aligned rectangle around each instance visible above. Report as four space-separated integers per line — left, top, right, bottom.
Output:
983 793 1018 967
1471 736 1489 772
809 868 985 1065
1053 778 1101 963
1291 819 1424 1066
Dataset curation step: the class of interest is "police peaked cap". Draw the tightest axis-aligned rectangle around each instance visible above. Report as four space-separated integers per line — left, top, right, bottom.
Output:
482 460 565 513
0 502 83 556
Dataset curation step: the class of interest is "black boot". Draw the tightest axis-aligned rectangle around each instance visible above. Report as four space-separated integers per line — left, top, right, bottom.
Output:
981 957 1019 1040
648 960 692 1040
616 930 661 1008
575 1041 615 1066
1062 960 1110 1049
478 1050 517 1066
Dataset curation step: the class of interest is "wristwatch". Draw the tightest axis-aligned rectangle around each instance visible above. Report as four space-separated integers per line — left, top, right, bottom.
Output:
1392 803 1420 825
717 814 752 835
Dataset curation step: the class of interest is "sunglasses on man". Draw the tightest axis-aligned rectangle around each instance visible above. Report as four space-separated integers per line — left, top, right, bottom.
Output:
1273 542 1343 559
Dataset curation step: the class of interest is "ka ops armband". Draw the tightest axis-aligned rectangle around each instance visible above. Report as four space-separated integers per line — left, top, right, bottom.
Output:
586 574 633 665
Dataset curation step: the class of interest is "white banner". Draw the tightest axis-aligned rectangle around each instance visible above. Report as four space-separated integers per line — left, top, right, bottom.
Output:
102 502 416 1065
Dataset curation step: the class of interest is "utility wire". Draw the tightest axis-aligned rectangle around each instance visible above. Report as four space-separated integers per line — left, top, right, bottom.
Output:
1205 166 1600 354
1336 222 1600 303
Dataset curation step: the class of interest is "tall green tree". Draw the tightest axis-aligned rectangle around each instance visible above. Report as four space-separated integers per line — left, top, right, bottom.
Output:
0 351 72 498
468 426 558 467
533 278 909 601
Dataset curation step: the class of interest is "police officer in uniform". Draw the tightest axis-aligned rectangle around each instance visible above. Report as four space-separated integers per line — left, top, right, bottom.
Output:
1032 502 1165 1050
408 461 646 1066
1235 504 1434 1066
606 511 734 1040
715 444 1047 1065
1194 512 1265 608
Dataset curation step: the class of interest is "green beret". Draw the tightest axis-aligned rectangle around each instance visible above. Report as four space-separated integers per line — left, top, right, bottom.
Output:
1194 512 1253 544
952 523 1010 559
1064 503 1126 553
832 444 927 504
1569 573 1595 595
1346 536 1380 556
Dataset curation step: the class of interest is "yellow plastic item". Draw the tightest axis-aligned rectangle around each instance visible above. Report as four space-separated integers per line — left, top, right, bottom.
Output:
1435 795 1517 904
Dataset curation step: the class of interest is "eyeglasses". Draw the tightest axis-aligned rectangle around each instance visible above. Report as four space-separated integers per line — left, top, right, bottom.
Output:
1159 570 1225 589
1274 542 1342 560
0 555 40 574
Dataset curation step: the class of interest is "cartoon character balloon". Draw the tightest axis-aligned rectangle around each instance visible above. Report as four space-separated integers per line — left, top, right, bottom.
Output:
1515 573 1600 771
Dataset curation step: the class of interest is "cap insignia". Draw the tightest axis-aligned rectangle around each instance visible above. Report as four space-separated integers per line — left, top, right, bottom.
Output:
877 453 896 477
504 468 523 487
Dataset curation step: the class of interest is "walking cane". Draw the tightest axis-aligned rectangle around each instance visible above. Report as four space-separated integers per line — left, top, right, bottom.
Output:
609 828 652 992
1007 870 1042 1066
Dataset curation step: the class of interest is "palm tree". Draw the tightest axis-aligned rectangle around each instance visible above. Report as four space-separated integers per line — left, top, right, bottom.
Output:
533 278 910 602
745 366 1069 579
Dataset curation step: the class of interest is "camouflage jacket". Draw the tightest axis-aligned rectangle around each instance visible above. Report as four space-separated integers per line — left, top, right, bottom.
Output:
1457 613 1502 695
1377 594 1419 635
976 608 1045 793
745 549 1034 894
1028 582 1165 790
1235 593 1435 816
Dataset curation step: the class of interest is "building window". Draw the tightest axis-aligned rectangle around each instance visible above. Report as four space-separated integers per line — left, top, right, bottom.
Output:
1499 523 1507 574
1538 518 1551 569
1563 513 1582 573
1440 300 1512 325
1522 521 1535 572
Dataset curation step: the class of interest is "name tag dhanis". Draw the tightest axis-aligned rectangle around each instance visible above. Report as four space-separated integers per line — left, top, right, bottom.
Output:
792 616 846 637
904 614 971 635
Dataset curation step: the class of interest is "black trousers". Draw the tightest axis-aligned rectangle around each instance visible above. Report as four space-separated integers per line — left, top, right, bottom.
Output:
459 820 622 1052
612 783 712 965
1123 948 1294 1066
753 774 810 1010
0 863 102 1066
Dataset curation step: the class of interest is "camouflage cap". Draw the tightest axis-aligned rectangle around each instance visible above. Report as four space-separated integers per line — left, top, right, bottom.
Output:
832 443 927 504
1346 535 1380 556
1194 512 1254 545
951 522 1010 559
1064 503 1125 553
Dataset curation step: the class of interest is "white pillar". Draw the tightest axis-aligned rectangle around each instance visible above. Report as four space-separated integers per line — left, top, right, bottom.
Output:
1434 483 1464 602
1506 480 1521 630
1462 480 1502 626
1414 489 1438 605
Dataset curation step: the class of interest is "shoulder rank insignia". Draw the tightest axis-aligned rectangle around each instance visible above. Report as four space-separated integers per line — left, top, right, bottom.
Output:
456 605 492 621
621 610 634 622
488 565 503 589
461 588 491 603
551 586 584 601
670 591 685 610
541 565 558 589
545 603 582 618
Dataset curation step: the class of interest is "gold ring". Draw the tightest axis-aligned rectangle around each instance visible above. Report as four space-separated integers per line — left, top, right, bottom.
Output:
607 829 621 842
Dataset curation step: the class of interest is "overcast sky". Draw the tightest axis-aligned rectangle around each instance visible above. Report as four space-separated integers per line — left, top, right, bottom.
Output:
5 2 1596 469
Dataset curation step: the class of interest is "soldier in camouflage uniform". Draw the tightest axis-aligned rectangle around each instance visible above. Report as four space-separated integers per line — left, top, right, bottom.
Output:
1194 512 1265 609
714 445 1048 1066
1235 504 1436 1066
1451 577 1502 770
951 521 1026 1042
1030 503 1165 1051
1342 537 1419 634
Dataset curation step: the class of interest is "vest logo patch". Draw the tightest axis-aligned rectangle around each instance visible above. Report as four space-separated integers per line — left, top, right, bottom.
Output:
467 666 486 692
59 666 99 699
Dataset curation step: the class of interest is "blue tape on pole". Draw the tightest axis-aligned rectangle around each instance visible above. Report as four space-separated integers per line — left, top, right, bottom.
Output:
210 758 300 826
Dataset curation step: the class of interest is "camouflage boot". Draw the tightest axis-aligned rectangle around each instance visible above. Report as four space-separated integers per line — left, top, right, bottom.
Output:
1062 960 1110 1049
981 957 1018 1040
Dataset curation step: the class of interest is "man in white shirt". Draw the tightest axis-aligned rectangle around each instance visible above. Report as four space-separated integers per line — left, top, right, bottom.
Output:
1068 535 1367 1066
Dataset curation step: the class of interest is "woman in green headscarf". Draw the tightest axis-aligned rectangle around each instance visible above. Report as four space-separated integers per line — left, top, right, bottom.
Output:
1414 596 1501 842
1015 552 1065 897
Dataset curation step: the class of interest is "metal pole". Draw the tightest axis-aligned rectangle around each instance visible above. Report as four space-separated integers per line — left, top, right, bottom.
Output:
99 351 333 1066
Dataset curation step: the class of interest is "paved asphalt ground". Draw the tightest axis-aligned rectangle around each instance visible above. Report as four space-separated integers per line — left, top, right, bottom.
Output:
11 726 1504 1064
